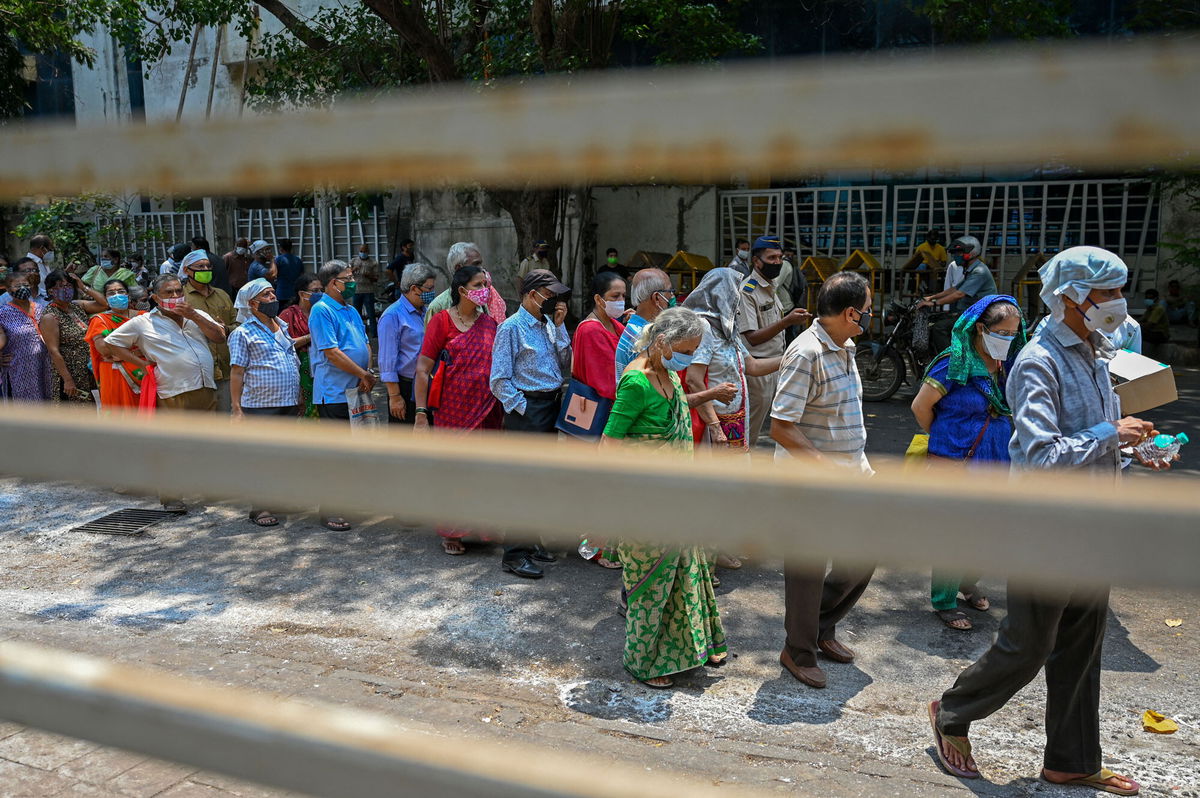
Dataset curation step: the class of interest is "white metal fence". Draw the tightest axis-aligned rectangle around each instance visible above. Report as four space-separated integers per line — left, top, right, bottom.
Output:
719 178 1161 291
237 206 390 271
721 186 889 263
890 179 1161 288
100 211 207 265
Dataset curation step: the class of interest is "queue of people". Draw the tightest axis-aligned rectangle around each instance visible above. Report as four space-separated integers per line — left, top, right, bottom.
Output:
0 233 1177 796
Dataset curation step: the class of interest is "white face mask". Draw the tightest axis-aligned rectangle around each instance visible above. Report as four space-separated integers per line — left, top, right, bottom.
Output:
981 330 1015 360
1079 298 1128 334
235 247 249 256
736 249 750 261
603 299 625 319
42 251 55 264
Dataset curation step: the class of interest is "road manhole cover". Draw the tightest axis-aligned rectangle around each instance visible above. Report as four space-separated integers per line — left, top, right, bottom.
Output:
70 508 180 536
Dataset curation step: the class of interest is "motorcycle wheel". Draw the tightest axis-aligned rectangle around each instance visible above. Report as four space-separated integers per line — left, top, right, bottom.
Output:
855 345 905 402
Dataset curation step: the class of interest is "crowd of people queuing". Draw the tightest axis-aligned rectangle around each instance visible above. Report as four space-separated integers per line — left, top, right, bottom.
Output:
0 229 1180 796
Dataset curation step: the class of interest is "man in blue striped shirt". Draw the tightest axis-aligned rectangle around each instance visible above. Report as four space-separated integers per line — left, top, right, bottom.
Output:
489 269 571 579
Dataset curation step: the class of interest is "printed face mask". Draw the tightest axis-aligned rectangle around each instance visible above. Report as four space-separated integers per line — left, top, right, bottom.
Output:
467 287 491 307
158 296 185 311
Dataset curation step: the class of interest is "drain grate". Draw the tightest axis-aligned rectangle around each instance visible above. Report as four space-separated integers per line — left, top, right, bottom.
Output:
70 508 180 536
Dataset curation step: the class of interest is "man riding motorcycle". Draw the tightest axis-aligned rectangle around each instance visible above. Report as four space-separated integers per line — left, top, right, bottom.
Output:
917 235 997 355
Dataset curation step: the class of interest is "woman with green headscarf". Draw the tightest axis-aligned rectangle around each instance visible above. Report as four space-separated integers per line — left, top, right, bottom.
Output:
910 294 1028 631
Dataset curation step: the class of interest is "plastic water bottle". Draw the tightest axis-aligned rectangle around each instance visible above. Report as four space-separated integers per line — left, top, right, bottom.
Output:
1133 433 1189 466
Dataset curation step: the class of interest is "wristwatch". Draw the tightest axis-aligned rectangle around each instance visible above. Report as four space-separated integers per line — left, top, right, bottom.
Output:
414 407 429 416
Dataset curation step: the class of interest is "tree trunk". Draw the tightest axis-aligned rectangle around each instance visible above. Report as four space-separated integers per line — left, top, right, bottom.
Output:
488 185 560 277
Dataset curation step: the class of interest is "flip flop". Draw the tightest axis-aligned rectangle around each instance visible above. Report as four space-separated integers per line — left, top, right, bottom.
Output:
1041 769 1140 796
442 539 467 555
248 511 279 528
927 700 979 779
963 593 990 612
936 609 973 631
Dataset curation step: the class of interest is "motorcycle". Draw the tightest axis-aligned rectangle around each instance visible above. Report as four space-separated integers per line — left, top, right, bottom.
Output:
855 298 935 402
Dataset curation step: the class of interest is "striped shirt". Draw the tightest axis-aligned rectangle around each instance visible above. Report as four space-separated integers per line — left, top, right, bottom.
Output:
770 320 866 457
228 316 300 408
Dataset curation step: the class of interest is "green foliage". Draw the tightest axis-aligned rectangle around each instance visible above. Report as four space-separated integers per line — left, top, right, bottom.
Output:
1157 171 1200 279
11 193 166 268
620 0 760 64
911 0 1075 42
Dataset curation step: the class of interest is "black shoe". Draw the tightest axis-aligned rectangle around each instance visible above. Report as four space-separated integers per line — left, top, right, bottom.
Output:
530 544 557 563
501 556 544 579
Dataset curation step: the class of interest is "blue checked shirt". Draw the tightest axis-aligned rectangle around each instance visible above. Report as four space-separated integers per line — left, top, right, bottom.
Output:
490 306 571 415
228 316 301 408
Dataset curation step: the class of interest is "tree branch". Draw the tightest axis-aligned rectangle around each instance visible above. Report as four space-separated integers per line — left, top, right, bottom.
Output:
361 0 460 82
531 0 556 69
256 0 332 52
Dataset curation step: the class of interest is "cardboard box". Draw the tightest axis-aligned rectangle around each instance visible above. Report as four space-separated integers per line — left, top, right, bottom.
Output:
1109 349 1177 415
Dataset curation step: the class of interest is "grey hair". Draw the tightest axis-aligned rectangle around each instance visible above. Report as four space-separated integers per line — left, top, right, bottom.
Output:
446 241 481 271
401 262 436 292
634 306 706 353
151 273 182 294
629 268 673 307
318 259 350 287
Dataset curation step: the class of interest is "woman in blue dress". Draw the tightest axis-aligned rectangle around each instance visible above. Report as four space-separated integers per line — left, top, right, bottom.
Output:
910 294 1028 631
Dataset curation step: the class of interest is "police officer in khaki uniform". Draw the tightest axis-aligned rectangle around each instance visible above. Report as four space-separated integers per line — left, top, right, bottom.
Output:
738 235 811 447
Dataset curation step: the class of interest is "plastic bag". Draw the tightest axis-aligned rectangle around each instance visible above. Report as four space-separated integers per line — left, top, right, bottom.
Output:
345 388 381 430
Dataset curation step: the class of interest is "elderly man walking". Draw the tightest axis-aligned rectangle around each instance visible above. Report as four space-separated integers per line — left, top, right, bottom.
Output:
614 267 673 380
104 273 227 512
771 271 874 690
927 247 1162 796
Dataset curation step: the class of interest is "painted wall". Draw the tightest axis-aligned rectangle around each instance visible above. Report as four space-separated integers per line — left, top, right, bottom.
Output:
590 185 720 267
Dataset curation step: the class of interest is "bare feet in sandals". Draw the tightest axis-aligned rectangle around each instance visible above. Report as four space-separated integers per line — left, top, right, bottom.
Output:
936 609 973 631
963 593 990 612
715 553 742 569
442 539 467 555
928 700 979 779
595 556 622 569
1043 768 1139 796
642 675 673 688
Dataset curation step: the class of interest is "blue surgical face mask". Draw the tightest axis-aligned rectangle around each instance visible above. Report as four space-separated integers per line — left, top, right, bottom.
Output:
107 293 130 310
100 259 113 269
419 290 437 305
661 349 694 371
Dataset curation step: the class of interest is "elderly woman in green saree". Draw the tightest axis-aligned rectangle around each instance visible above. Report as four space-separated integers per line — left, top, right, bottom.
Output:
601 307 728 688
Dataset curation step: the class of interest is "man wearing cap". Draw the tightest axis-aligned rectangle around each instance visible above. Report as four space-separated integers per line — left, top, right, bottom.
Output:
181 249 238 412
739 235 811 447
515 240 554 293
223 237 253 292
928 246 1160 795
919 235 997 354
490 268 572 579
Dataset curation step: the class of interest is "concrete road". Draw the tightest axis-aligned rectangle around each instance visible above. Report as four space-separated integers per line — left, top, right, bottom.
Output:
0 369 1197 797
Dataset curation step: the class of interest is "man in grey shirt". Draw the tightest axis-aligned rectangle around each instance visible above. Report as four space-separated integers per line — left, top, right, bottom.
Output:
920 235 997 353
928 246 1164 795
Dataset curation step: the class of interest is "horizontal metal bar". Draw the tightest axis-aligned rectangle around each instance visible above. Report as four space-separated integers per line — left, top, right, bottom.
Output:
0 39 1197 198
0 405 1196 588
0 641 758 798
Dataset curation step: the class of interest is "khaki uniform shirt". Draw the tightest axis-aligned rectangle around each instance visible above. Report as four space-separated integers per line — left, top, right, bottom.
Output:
738 269 785 358
183 282 236 382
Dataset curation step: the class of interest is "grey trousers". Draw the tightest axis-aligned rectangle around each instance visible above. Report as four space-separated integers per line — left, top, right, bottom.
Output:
745 372 779 448
937 584 1110 775
783 560 876 668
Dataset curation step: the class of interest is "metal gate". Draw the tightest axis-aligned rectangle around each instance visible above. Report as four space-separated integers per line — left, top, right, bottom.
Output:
236 206 389 271
891 179 1160 288
102 211 207 265
720 186 888 263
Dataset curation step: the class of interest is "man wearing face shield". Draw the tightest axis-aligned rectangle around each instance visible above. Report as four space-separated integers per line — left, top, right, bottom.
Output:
919 235 997 354
928 246 1163 795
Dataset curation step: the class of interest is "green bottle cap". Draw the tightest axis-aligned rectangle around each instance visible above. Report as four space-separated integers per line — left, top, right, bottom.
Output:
1176 432 1189 446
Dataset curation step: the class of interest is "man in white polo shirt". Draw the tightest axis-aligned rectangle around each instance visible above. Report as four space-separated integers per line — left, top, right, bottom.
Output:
104 272 227 513
770 271 875 691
